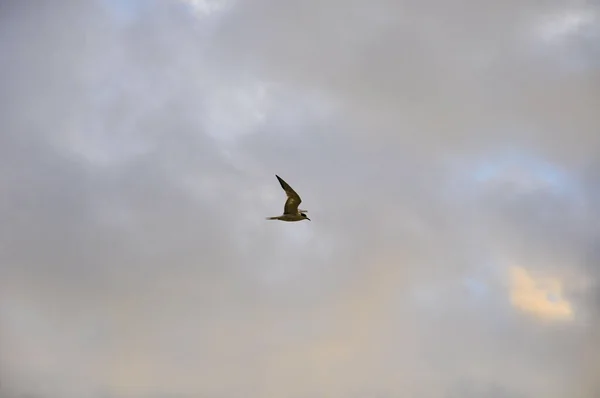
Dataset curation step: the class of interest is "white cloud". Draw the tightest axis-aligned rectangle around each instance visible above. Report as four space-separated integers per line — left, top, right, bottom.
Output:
180 0 232 17
534 7 596 44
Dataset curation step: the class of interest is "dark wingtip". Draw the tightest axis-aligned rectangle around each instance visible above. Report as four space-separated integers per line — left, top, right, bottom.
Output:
275 175 286 188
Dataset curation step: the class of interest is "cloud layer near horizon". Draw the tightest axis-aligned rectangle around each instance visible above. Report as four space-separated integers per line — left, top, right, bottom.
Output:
1 1 599 397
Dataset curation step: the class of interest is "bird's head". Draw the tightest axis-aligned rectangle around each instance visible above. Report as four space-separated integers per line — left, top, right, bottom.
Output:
301 213 311 221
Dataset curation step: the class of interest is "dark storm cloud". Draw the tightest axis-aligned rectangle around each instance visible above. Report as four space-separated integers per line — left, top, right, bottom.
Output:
1 0 599 398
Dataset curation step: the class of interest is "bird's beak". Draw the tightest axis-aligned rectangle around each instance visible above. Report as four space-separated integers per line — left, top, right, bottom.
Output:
306 217 311 221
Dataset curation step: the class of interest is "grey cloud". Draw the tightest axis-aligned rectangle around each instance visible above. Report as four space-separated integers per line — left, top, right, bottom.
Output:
1 0 599 398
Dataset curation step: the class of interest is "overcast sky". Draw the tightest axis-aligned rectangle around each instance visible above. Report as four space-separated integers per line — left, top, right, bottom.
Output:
1 1 599 397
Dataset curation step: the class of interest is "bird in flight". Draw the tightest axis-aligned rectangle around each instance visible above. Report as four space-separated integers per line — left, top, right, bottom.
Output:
266 175 311 222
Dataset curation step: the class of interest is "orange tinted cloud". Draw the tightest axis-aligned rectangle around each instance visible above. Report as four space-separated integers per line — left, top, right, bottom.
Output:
509 266 573 321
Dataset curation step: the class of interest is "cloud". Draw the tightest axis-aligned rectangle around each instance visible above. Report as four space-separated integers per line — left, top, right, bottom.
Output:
180 0 231 17
508 266 573 321
0 0 599 398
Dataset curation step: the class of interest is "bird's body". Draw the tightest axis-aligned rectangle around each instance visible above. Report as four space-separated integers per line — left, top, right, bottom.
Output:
266 175 311 222
266 214 306 222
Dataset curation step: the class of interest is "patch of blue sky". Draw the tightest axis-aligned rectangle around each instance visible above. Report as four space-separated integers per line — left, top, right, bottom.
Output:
472 149 571 191
443 145 583 209
100 0 144 24
462 276 488 299
459 146 581 201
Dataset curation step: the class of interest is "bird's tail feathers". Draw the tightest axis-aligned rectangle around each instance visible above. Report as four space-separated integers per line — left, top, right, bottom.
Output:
266 216 279 220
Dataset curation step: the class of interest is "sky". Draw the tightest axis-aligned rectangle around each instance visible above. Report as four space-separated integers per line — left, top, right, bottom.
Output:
0 0 599 397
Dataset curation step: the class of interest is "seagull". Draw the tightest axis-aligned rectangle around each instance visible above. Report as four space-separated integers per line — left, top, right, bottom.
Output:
266 175 311 222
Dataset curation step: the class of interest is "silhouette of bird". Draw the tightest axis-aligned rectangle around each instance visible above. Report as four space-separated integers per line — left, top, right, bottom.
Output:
266 175 310 222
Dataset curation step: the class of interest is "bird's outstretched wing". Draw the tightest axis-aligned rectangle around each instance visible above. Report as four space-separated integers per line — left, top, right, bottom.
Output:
276 175 302 215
